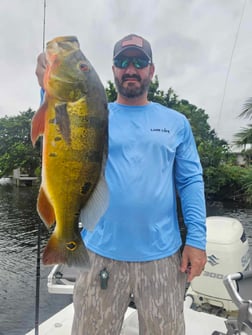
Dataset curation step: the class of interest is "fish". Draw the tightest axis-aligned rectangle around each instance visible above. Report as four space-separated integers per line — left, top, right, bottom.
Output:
31 36 108 268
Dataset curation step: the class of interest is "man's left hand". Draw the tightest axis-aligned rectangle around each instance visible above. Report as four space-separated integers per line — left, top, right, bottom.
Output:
180 245 207 282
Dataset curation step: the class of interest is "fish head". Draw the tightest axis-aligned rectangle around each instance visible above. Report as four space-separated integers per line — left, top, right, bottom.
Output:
44 36 92 102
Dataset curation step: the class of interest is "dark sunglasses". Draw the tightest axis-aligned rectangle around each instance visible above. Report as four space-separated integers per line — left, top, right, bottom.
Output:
113 56 151 69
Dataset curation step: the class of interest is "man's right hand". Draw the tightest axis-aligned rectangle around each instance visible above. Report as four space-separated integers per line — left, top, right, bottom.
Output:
35 52 47 88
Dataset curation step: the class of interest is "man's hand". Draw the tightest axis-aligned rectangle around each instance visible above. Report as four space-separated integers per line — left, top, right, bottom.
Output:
35 52 47 88
180 245 207 282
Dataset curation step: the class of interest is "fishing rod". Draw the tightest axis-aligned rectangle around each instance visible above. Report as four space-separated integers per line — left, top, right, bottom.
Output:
35 1 46 334
42 0 46 53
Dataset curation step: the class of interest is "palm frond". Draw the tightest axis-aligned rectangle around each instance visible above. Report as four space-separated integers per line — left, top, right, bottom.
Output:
233 126 252 146
239 97 252 119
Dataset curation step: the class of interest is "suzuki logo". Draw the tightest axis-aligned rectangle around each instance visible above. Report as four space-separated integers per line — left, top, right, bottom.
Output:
207 255 219 266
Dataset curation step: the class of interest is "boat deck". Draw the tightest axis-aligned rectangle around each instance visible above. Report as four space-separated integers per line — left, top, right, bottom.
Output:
26 298 227 335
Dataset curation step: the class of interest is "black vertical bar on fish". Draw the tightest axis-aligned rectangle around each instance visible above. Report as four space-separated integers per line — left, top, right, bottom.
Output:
35 221 41 335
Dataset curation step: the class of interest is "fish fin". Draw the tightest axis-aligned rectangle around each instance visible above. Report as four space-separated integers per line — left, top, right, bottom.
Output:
80 155 109 231
31 101 48 146
37 187 55 227
42 232 90 269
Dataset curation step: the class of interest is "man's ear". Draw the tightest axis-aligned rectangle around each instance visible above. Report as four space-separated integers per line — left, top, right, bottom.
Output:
149 63 155 79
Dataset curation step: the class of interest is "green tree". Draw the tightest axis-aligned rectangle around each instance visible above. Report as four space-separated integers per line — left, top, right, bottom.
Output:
241 167 252 203
239 97 252 119
234 97 252 166
105 80 117 102
0 109 41 178
234 97 252 148
233 126 252 167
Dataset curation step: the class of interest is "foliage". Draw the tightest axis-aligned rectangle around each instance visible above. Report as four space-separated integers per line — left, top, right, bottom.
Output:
105 80 117 103
0 109 41 178
205 164 246 201
233 96 252 202
240 167 252 203
233 125 252 148
239 97 252 119
233 96 252 167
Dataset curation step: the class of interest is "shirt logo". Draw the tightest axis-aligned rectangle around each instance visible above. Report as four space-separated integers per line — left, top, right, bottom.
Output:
150 128 170 133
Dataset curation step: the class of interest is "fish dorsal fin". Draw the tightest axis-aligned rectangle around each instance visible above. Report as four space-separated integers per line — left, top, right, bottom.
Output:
79 156 109 231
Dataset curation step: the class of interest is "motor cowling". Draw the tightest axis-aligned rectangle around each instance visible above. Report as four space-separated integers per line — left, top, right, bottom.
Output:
187 216 251 312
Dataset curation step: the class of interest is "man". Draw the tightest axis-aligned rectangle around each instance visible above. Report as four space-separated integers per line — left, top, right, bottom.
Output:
36 34 207 335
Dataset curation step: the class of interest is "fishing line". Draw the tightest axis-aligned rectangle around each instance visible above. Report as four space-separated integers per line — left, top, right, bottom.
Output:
35 1 47 335
35 205 41 335
216 0 247 136
42 0 47 53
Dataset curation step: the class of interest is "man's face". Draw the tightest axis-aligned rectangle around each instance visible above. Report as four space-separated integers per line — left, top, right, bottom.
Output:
112 49 154 99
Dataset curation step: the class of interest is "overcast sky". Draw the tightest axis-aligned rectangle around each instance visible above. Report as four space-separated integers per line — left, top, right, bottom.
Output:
1 0 251 145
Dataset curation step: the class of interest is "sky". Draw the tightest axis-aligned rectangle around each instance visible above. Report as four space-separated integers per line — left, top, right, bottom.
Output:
1 0 252 146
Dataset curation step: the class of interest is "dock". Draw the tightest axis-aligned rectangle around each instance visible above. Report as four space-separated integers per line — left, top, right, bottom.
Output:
13 168 38 187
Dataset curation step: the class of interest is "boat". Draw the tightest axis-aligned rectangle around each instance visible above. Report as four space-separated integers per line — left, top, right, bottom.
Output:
26 216 252 335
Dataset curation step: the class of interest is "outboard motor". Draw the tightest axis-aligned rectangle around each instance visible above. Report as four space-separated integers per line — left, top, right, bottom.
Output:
186 216 251 312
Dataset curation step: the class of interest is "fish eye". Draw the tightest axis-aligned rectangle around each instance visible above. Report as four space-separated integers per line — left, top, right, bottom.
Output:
79 63 89 72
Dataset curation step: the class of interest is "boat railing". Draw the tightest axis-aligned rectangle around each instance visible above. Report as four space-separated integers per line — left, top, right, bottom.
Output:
222 270 252 335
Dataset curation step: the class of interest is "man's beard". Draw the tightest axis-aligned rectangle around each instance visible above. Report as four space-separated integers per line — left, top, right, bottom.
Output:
114 74 151 99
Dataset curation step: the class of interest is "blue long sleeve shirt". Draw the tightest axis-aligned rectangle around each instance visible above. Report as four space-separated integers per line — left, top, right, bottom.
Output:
83 102 206 261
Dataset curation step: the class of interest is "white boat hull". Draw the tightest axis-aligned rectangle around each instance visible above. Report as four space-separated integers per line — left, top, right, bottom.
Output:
26 298 227 335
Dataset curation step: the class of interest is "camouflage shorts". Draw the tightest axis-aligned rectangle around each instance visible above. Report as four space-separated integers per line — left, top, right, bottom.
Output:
72 250 186 335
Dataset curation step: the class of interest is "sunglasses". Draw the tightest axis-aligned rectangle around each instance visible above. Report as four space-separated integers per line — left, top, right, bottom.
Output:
113 56 151 69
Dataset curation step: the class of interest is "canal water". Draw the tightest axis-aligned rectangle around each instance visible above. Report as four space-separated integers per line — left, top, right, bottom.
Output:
0 182 251 335
0 182 72 335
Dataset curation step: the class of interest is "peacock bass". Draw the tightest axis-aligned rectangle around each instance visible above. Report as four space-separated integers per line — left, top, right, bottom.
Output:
31 36 108 268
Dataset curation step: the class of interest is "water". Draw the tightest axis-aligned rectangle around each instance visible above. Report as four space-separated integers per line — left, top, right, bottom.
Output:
0 184 251 335
0 183 72 335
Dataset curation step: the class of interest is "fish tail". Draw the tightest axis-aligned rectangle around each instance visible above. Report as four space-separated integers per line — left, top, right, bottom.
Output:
42 233 90 269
